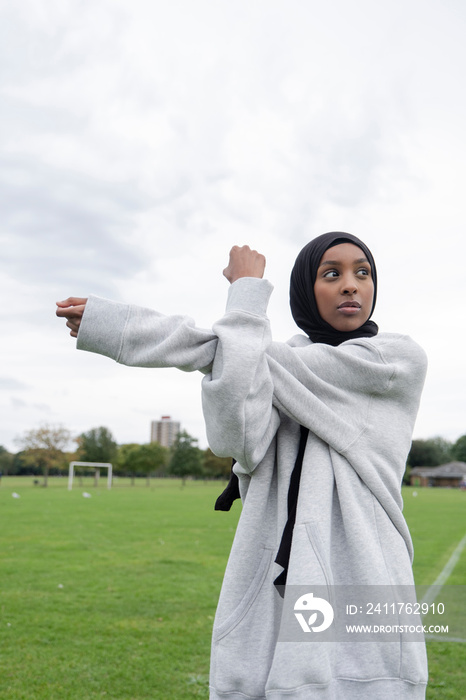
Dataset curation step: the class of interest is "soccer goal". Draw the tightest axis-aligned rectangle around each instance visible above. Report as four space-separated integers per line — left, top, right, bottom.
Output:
68 462 113 490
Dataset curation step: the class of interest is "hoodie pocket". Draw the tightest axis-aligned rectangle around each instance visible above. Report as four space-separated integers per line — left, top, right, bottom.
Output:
304 521 333 586
283 521 333 588
214 546 274 641
212 547 279 697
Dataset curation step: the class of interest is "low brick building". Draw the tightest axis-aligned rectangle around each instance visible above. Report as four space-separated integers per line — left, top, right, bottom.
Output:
410 461 466 488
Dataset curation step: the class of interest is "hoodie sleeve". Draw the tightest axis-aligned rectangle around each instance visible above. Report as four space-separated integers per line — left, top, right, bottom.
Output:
76 295 218 373
201 278 281 471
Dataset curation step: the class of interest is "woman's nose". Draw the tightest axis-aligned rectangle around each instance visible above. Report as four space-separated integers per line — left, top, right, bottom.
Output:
341 277 357 295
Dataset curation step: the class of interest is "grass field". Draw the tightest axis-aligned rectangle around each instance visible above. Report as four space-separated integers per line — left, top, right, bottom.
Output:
1 477 465 699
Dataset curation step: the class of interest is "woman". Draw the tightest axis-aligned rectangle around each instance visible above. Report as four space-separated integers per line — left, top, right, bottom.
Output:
57 232 428 699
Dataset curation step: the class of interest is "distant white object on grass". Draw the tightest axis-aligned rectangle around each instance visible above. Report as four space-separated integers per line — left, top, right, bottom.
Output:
82 492 92 498
12 492 20 499
58 584 64 589
412 491 418 497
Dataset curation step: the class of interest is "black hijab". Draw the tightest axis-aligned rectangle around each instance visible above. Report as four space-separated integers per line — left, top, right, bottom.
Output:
290 231 378 346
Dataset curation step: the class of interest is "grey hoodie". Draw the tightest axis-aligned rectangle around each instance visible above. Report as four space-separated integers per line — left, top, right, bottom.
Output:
77 277 428 700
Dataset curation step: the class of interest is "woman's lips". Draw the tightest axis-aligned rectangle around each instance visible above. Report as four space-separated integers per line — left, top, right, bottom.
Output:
337 301 361 315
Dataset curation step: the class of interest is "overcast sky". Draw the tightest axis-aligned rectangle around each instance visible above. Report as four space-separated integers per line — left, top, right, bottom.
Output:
1 0 465 454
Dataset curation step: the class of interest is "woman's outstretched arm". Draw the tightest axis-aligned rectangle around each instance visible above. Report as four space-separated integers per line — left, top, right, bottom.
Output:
56 295 218 373
55 246 266 372
201 246 282 470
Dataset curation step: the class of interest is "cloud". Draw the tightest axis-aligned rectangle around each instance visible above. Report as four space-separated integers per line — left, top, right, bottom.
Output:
0 154 152 300
0 0 465 454
0 377 29 391
10 397 27 410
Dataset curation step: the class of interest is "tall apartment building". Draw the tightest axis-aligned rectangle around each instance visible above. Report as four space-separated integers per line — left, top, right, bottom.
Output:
150 416 181 448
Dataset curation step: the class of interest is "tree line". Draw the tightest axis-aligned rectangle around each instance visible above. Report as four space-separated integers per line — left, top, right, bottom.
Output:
0 424 232 487
407 436 466 467
404 436 466 484
1 425 465 488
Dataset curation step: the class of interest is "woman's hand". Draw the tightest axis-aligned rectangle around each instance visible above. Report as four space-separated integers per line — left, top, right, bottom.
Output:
56 297 88 337
223 245 266 284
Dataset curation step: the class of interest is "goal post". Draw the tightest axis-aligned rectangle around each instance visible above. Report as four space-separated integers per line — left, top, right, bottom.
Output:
68 462 113 490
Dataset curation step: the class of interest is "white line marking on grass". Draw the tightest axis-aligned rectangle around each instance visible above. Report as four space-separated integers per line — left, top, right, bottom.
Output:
425 635 465 643
420 531 466 642
420 531 466 606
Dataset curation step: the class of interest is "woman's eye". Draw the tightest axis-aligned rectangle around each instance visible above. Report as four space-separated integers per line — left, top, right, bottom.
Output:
323 270 339 278
357 268 370 277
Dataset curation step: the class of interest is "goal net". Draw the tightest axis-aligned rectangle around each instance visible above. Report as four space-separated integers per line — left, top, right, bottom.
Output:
68 462 113 490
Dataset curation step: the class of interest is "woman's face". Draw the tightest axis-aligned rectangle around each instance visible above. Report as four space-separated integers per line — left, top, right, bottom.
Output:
313 242 374 332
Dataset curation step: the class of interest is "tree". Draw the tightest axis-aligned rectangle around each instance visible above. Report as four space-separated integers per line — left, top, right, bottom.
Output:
407 437 452 468
11 450 39 476
203 448 232 480
15 424 72 486
430 437 454 464
169 430 203 484
76 426 118 463
452 434 466 463
116 443 141 485
0 446 13 477
117 442 169 486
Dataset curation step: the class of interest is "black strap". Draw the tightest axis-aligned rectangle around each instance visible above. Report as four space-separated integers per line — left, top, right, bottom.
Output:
274 425 309 596
215 460 240 511
215 426 309 599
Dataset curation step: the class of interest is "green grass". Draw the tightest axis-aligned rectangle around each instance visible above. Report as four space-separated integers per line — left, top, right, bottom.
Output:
0 479 464 699
402 487 466 699
403 487 466 586
1 478 232 699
